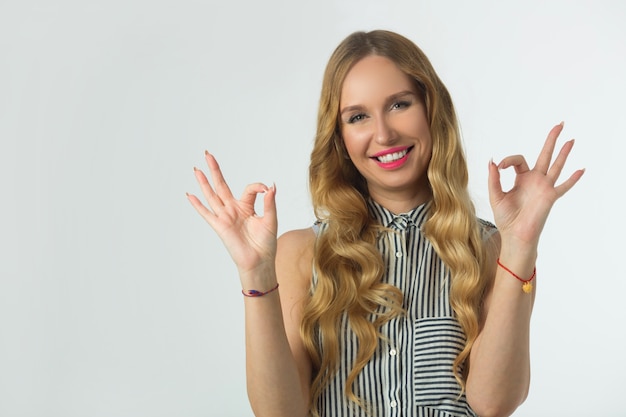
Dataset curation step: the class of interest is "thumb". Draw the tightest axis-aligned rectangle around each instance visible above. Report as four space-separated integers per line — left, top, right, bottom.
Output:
263 182 278 233
487 159 505 207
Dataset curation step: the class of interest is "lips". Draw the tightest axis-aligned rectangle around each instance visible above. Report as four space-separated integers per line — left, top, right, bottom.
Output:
371 146 414 169
371 146 413 162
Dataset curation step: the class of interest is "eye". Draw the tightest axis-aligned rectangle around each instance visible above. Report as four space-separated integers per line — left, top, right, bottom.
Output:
391 100 411 110
347 113 367 124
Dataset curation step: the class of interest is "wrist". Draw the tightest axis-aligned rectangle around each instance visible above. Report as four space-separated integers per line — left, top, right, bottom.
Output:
498 235 538 263
238 263 277 290
496 258 536 294
242 282 280 297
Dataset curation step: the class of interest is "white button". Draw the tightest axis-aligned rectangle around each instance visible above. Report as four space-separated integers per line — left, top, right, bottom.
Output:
395 251 402 258
390 400 397 408
389 349 397 356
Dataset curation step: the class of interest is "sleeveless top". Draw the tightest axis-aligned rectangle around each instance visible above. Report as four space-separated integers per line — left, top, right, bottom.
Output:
311 199 496 417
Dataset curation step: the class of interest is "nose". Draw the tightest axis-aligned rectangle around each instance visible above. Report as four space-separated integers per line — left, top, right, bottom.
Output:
374 116 397 145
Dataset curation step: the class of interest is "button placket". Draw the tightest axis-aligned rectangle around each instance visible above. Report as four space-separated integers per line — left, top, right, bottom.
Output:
391 214 410 230
385 322 401 416
384 213 411 416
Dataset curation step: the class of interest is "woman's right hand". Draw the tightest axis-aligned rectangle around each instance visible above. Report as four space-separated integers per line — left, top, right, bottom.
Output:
187 151 278 281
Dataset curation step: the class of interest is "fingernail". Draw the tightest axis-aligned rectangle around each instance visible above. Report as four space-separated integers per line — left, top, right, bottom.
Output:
559 121 564 127
193 166 198 171
205 150 210 156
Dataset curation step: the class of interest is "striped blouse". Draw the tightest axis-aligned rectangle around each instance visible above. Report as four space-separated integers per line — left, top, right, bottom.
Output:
312 199 496 417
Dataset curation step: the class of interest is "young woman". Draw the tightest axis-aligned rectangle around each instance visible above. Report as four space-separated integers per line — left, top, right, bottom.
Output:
187 30 584 417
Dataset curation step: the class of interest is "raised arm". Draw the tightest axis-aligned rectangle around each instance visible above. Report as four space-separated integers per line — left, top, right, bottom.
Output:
466 122 584 417
187 152 312 416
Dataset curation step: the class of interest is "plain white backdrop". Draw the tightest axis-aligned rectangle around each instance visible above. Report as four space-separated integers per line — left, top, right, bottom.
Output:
1 0 624 416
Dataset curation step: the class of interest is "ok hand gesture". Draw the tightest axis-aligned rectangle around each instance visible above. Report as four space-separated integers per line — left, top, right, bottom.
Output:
488 122 585 249
187 152 278 278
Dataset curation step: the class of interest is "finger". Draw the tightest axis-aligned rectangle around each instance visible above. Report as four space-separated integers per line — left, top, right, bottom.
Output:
497 155 530 175
535 122 564 173
487 159 505 206
554 168 585 198
186 192 218 227
546 139 575 183
240 182 270 209
205 151 235 201
263 183 278 234
193 166 225 212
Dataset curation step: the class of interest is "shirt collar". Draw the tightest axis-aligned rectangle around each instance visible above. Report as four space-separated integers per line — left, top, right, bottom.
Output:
367 198 430 231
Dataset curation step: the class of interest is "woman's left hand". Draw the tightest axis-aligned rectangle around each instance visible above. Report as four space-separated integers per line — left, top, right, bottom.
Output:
488 122 585 249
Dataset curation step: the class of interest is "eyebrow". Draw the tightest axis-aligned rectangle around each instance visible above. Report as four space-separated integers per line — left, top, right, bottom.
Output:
340 90 416 116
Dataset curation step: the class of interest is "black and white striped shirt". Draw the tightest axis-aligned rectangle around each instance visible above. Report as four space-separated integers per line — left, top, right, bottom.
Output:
312 199 495 417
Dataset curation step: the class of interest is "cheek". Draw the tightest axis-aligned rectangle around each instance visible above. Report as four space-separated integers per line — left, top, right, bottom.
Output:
400 115 429 137
405 119 432 153
341 128 370 155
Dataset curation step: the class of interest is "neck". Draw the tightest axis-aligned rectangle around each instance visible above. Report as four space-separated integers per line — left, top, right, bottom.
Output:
368 188 432 214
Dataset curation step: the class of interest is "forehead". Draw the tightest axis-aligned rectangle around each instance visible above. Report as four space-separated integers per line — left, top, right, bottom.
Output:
340 55 414 104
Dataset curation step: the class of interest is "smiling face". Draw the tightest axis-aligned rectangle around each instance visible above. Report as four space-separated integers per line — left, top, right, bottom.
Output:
339 54 433 213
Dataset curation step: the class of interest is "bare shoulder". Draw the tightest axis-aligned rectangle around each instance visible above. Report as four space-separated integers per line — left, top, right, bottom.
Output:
276 227 316 285
278 227 316 253
275 227 316 319
480 228 502 321
485 227 501 262
276 227 316 391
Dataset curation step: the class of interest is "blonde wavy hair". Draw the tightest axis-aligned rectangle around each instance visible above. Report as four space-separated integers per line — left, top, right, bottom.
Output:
301 30 492 415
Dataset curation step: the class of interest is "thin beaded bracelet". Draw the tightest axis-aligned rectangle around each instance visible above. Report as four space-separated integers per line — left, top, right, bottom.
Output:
496 258 536 294
242 283 279 297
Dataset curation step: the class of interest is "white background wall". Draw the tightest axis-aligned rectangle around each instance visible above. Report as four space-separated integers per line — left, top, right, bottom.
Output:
1 1 624 416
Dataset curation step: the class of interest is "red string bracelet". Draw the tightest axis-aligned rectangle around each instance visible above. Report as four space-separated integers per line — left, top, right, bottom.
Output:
242 283 279 297
496 258 536 294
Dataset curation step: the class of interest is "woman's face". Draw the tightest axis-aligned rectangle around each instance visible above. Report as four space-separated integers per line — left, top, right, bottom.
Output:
339 54 432 211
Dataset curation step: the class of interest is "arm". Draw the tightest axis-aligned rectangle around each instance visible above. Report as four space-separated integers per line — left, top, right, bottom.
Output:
187 152 312 417
243 229 313 416
466 123 584 417
466 231 535 417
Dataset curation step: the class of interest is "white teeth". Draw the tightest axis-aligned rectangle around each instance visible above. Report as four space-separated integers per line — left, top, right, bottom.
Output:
377 149 408 163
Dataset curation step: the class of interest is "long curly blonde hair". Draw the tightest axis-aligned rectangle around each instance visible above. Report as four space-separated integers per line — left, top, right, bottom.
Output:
301 30 491 415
